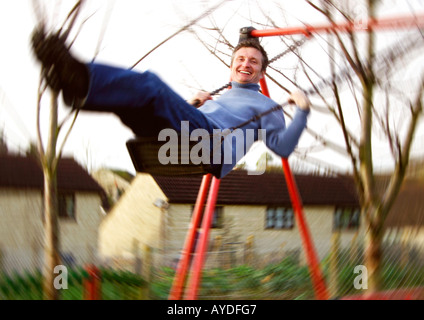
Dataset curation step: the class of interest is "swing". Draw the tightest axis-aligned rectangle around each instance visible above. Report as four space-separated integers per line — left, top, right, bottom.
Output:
126 100 289 176
126 137 215 176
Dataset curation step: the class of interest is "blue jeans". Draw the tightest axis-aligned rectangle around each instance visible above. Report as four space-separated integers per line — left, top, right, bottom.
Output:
84 63 216 136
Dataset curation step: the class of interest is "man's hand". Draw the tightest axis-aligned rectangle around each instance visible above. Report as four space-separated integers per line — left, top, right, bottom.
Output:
188 91 212 108
288 89 311 111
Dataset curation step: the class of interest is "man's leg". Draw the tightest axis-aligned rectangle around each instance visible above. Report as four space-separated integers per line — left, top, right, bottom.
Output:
82 64 223 177
31 29 214 137
83 63 215 137
31 29 90 107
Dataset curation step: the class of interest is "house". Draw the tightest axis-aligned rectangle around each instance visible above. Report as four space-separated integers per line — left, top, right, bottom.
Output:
98 170 363 269
91 168 133 207
382 176 424 253
0 154 106 274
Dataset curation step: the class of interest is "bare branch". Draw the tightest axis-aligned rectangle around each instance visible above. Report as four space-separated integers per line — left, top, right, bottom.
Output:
263 71 292 95
383 92 397 159
283 109 350 158
92 0 115 62
68 10 97 49
373 32 424 80
308 0 368 83
381 74 424 216
130 0 229 69
36 74 47 164
45 91 59 173
56 109 80 163
189 28 231 69
57 0 86 41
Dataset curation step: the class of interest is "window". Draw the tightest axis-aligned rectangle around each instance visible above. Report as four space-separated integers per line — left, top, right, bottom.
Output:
191 205 223 229
266 207 294 230
333 207 360 231
59 193 76 220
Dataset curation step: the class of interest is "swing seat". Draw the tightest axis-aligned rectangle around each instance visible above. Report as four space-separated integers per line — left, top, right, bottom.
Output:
126 137 214 176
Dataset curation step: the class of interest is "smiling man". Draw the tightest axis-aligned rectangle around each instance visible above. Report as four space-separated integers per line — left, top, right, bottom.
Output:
188 40 268 105
231 43 267 84
32 31 310 178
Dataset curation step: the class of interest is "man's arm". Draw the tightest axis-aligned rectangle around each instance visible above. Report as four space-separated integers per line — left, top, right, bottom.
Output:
262 89 311 158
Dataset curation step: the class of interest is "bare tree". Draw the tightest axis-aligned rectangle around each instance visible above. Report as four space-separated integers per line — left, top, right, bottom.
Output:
304 0 424 292
32 0 86 300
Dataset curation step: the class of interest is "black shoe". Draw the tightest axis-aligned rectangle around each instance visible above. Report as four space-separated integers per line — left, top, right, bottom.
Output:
31 28 89 107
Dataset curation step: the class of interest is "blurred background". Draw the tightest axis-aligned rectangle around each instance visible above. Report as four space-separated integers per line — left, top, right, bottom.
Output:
0 0 423 300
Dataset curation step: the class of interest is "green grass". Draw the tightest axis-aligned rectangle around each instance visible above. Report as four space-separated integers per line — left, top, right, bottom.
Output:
0 267 146 300
1 255 423 300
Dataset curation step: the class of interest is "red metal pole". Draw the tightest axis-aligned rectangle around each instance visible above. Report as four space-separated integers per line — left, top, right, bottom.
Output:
259 77 329 300
83 264 101 300
251 13 424 38
184 177 221 300
259 77 270 97
169 174 212 300
281 159 329 300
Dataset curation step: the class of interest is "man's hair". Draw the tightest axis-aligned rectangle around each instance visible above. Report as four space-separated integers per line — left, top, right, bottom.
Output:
231 39 269 72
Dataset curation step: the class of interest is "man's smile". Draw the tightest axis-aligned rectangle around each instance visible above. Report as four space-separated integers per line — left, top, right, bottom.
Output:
239 70 252 75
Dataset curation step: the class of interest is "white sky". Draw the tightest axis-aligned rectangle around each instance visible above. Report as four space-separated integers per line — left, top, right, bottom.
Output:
1 0 423 175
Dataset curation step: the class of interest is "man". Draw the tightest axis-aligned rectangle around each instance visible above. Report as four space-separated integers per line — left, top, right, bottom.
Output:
31 29 311 179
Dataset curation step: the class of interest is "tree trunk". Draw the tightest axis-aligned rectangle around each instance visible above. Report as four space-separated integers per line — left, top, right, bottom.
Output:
329 231 341 298
42 168 60 300
42 92 61 300
363 207 384 292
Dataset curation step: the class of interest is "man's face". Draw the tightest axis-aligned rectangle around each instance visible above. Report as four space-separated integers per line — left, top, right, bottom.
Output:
230 47 265 84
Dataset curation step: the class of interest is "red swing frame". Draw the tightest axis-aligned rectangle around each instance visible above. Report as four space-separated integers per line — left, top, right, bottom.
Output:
168 13 424 300
168 84 329 300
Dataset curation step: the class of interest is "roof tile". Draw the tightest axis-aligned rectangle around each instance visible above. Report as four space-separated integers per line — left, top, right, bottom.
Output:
153 170 359 206
0 154 103 193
